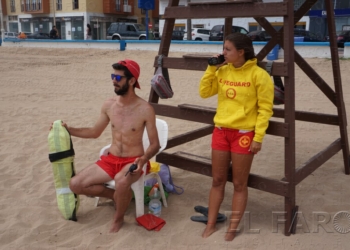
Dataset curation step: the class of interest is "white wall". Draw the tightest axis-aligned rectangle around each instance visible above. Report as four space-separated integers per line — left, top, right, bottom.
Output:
2 40 343 59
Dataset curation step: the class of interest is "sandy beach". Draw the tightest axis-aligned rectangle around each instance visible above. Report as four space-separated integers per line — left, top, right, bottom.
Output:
0 46 350 249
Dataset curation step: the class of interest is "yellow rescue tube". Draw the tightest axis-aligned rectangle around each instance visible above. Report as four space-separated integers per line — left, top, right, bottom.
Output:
48 120 79 221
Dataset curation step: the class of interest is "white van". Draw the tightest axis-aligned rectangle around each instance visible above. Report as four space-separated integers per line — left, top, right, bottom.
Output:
183 28 210 41
4 32 18 38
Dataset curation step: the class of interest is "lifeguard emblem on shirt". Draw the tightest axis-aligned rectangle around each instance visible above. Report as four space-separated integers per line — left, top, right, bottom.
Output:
226 88 236 99
239 136 251 148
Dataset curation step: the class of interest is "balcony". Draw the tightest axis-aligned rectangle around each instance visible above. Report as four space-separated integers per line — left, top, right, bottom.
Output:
24 0 50 14
123 5 131 12
103 0 134 15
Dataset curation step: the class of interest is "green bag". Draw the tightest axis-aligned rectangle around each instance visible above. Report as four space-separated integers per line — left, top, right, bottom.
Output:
141 186 169 205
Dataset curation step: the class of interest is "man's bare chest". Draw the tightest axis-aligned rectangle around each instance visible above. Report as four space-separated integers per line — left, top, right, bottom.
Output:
107 106 144 132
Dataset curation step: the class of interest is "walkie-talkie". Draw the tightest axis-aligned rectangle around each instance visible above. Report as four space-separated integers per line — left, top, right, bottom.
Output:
208 54 225 66
125 163 138 176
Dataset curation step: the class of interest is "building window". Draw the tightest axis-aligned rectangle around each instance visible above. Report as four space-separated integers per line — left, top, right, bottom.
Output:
73 0 79 9
334 0 350 9
38 0 42 10
141 18 150 25
141 9 145 14
121 1 131 12
32 0 36 10
26 0 30 11
115 0 121 11
57 0 62 10
9 15 18 21
294 0 306 11
10 0 16 12
21 0 24 11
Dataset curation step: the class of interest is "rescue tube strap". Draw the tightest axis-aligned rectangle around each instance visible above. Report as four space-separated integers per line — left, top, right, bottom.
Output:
49 148 75 162
56 187 73 195
49 137 75 162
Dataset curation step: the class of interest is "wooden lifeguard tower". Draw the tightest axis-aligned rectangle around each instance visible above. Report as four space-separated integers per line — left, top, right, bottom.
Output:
151 0 349 235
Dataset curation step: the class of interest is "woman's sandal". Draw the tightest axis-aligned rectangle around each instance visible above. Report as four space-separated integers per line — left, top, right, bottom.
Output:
190 215 226 224
190 205 227 224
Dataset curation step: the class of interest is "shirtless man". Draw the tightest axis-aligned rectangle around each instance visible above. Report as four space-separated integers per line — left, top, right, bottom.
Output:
59 60 160 233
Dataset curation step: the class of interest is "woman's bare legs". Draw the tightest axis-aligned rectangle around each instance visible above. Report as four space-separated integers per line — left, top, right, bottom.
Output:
225 153 254 241
202 149 231 238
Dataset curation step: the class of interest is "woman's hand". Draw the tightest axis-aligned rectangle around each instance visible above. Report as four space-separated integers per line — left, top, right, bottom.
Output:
215 54 226 68
249 141 262 154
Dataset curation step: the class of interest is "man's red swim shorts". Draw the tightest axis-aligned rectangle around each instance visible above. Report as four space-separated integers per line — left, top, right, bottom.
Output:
96 153 150 179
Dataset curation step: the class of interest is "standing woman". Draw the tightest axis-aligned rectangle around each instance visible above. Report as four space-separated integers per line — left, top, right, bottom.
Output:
86 24 92 40
199 33 274 241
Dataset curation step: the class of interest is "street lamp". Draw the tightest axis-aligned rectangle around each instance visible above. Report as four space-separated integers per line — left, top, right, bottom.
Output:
52 0 56 26
0 0 5 41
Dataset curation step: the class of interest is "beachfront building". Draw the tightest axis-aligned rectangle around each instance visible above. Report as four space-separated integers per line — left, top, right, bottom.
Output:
0 0 7 31
2 0 159 40
309 0 350 37
158 0 350 39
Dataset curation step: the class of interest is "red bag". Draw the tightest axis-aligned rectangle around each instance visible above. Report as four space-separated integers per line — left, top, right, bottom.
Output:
136 214 166 231
150 55 174 99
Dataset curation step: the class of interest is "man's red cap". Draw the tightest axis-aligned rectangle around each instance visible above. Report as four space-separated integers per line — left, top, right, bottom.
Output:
118 59 140 89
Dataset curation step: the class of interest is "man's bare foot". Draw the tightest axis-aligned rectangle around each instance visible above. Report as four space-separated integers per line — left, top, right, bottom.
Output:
224 229 237 241
109 218 123 233
202 224 216 238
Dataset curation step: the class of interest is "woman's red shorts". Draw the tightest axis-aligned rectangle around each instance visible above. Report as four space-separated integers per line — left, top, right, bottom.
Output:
211 127 254 154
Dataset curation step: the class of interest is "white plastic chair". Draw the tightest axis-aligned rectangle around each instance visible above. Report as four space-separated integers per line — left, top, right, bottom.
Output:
95 118 168 218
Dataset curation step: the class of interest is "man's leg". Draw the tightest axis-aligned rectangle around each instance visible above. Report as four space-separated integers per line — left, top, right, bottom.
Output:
69 163 114 200
202 149 231 238
225 153 254 241
109 163 142 233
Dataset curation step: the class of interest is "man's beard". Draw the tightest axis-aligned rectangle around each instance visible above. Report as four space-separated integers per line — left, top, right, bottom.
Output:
114 80 129 96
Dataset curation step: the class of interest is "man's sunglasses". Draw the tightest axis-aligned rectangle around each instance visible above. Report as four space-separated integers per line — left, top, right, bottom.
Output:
111 74 127 82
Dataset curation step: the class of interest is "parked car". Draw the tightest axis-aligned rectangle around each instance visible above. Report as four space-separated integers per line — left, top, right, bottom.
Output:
293 28 325 42
107 22 147 40
153 31 160 40
172 30 184 40
183 28 210 41
247 30 271 41
209 25 248 41
4 31 18 38
325 31 341 41
336 30 350 48
26 32 50 39
157 30 184 40
247 29 324 42
23 32 33 37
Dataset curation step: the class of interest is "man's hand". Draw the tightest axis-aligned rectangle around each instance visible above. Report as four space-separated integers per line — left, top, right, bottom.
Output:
249 141 262 154
49 121 69 131
130 157 148 175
